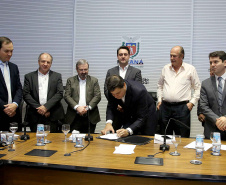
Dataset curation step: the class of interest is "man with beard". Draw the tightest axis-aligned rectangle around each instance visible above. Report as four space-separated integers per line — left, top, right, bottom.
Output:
64 59 101 133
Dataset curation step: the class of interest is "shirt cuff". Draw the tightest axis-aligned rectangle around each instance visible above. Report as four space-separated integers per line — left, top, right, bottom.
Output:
74 105 79 110
106 120 113 124
126 127 133 135
13 102 18 107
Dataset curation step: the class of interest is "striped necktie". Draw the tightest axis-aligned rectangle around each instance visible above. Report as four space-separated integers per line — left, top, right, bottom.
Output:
218 77 223 114
3 62 12 103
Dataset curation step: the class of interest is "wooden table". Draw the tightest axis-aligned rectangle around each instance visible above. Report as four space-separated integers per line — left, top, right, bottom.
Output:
0 133 225 185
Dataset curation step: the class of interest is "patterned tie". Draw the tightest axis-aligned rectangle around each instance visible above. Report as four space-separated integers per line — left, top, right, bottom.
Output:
3 63 12 103
218 77 223 114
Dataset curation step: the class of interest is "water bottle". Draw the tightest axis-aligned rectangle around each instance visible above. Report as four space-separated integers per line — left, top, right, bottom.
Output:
195 134 204 159
211 132 221 156
36 124 45 146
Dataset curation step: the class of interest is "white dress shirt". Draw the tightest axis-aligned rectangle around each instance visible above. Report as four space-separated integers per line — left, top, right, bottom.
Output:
157 62 201 105
119 64 129 79
38 70 49 105
74 77 92 111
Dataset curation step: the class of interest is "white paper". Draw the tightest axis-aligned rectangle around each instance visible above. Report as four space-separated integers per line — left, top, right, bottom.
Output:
154 134 173 144
183 141 212 151
69 133 86 140
113 144 136 154
99 133 119 140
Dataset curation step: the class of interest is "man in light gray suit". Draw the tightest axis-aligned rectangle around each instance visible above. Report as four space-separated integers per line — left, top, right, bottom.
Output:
200 51 226 140
23 53 64 132
104 46 142 130
64 59 101 133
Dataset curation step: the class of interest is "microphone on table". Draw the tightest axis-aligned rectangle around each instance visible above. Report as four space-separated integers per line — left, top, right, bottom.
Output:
160 118 190 151
20 105 30 140
85 105 93 141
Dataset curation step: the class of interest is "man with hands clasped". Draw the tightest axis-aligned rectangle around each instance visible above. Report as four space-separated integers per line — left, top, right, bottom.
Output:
200 51 226 140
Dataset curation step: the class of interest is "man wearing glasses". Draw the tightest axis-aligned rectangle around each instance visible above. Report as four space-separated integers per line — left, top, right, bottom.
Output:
64 59 101 133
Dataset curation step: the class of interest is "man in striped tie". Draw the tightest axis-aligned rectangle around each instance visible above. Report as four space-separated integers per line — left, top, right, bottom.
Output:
200 51 226 140
0 37 22 131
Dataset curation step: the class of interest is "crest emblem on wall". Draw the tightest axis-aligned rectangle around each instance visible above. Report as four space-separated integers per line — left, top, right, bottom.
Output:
122 36 140 59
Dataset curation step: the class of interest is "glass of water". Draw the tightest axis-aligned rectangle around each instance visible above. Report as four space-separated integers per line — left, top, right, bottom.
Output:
6 132 14 151
62 124 70 142
44 125 51 144
9 122 18 141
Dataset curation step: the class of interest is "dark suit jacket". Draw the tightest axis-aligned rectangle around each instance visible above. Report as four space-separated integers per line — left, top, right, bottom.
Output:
0 62 22 128
200 76 226 140
23 70 64 124
64 75 101 125
106 80 157 135
104 65 142 99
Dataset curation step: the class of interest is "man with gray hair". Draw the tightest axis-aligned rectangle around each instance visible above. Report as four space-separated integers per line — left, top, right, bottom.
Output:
64 59 101 133
23 53 64 132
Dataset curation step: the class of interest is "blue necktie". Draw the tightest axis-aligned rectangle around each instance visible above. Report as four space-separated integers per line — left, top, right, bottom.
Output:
218 77 223 113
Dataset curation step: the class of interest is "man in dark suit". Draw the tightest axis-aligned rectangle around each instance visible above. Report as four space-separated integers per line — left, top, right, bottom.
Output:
104 46 142 130
23 53 64 132
104 46 142 98
200 51 226 140
101 75 156 137
64 59 101 133
0 37 22 131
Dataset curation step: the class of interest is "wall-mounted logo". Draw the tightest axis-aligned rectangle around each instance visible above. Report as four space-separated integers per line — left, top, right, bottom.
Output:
122 36 140 59
121 36 143 67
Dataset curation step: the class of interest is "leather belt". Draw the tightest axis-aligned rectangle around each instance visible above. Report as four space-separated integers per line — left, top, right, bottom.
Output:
162 100 189 106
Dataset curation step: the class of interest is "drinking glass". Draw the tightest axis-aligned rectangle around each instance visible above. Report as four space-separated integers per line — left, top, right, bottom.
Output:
6 133 14 151
210 132 214 151
62 124 70 142
9 122 18 141
170 135 181 156
44 125 51 144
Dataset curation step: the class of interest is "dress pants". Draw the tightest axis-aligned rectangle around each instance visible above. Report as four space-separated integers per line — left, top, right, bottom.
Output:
70 114 96 133
161 101 190 138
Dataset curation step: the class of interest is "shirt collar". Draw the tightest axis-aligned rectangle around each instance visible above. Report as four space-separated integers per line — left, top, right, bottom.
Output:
38 69 49 76
78 76 86 82
0 60 9 66
215 72 226 81
119 64 129 70
169 62 184 71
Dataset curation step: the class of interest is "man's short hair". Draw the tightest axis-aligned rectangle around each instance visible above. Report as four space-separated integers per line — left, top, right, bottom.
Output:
38 53 53 62
0 37 13 49
209 51 226 62
117 46 130 56
76 59 89 69
107 75 124 92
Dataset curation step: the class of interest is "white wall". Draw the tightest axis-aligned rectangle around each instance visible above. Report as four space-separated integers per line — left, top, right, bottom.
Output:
1 0 226 137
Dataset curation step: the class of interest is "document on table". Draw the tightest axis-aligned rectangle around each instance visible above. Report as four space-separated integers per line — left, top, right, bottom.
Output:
113 144 136 155
154 134 173 144
184 141 212 151
99 133 119 140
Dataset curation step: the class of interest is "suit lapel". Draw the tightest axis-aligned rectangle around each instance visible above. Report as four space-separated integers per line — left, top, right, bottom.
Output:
0 64 7 90
211 76 219 103
47 70 53 100
222 78 226 103
75 75 80 100
114 66 120 75
34 70 39 100
125 65 131 79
